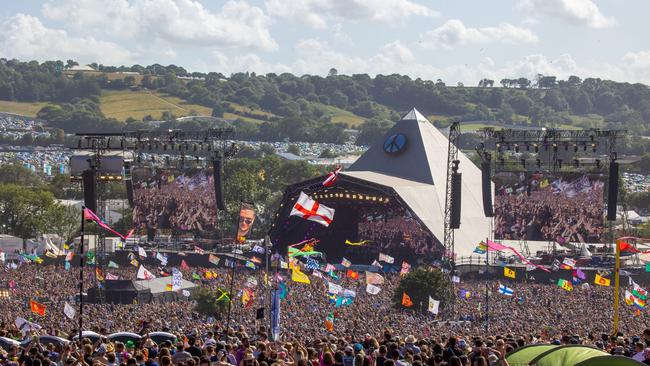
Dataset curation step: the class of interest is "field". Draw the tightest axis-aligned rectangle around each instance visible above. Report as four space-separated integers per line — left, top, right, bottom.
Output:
99 90 212 121
311 103 365 126
0 100 49 118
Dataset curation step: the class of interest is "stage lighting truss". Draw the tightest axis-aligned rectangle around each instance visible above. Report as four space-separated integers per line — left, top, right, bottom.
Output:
310 190 390 203
478 128 626 173
0 289 10 298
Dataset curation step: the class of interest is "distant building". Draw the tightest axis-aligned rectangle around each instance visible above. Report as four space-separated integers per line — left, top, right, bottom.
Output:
67 65 97 72
276 152 304 161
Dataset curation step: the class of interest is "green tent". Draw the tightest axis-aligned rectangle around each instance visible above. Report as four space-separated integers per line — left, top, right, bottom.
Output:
575 355 646 366
529 345 609 366
506 344 558 366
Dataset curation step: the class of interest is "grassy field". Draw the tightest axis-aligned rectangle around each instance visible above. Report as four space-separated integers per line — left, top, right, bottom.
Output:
222 112 267 124
0 100 49 118
99 90 212 121
228 102 275 118
311 103 365 126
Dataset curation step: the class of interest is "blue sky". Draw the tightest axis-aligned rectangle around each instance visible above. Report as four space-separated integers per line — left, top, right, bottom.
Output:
1 0 649 84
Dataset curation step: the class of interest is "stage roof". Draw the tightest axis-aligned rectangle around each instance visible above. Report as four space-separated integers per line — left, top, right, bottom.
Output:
344 108 492 257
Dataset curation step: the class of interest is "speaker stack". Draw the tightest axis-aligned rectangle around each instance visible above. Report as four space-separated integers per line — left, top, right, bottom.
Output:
82 169 97 213
481 161 494 217
213 159 226 210
450 172 462 229
607 161 619 221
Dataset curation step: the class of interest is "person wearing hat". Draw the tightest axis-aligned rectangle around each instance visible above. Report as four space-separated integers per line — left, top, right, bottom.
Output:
239 352 258 366
402 336 420 355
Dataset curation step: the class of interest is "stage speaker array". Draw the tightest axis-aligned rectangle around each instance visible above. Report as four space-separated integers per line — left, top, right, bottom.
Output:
82 169 97 213
213 159 226 211
450 172 462 229
125 180 134 207
607 161 619 221
480 162 493 217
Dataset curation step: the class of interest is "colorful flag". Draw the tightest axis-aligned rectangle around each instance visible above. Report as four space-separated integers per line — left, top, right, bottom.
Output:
328 281 343 294
632 280 648 299
137 265 156 280
83 207 134 240
595 274 611 286
172 268 183 291
106 272 119 280
365 271 385 285
245 261 256 270
345 239 370 246
64 302 76 320
65 251 74 262
473 241 487 254
242 288 254 308
30 300 46 316
402 292 413 307
95 268 104 281
328 270 339 280
574 268 586 280
428 297 440 314
192 272 201 280
207 254 220 266
379 253 394 264
130 259 139 267
646 263 650 272
108 261 119 269
165 283 173 291
635 297 646 310
291 267 311 284
561 258 576 270
459 289 471 299
558 278 573 291
290 192 335 227
323 166 341 187
504 267 516 279
156 253 168 266
324 312 335 331
346 269 359 280
400 261 411 276
366 283 381 295
45 251 57 259
324 263 336 272
341 257 351 268
305 258 320 270
498 284 513 296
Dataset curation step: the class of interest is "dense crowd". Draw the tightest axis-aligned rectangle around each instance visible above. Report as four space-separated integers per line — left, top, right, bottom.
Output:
132 169 218 237
494 174 604 243
3 262 650 365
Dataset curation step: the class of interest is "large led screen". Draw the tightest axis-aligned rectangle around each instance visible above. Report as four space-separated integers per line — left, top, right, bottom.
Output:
132 166 217 238
494 172 605 243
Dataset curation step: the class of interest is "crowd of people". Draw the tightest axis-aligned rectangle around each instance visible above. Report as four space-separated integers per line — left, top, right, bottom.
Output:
132 168 218 238
494 173 605 243
2 259 650 362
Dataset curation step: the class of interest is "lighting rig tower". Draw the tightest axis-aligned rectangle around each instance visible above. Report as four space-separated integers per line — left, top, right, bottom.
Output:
443 122 460 269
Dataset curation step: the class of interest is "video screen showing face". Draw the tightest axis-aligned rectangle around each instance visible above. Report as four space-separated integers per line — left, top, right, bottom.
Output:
237 203 256 243
494 172 605 243
132 166 217 238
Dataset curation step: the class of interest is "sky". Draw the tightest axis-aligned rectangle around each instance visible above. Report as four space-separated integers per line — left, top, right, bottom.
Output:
1 0 649 85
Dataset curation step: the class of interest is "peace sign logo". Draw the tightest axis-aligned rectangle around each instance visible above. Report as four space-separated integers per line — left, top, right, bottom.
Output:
383 133 408 154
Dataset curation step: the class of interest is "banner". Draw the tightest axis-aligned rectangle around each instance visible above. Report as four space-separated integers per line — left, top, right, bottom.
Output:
428 297 440 314
237 202 256 243
172 268 183 291
64 302 76 320
365 271 385 285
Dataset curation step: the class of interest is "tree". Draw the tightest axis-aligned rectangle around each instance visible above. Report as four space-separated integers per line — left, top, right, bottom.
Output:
192 287 230 317
0 164 42 186
44 204 80 242
328 68 338 77
318 148 336 158
393 268 453 314
65 60 79 69
0 184 56 238
508 95 534 115
287 145 301 156
211 103 225 118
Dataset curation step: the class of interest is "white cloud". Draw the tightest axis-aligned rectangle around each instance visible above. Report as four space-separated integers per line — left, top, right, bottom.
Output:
0 13 132 64
420 19 538 48
518 0 615 29
42 0 278 51
265 0 438 29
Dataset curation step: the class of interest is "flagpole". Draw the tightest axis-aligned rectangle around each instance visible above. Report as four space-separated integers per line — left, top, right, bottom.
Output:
78 206 85 344
485 236 489 333
225 201 244 337
266 235 272 336
614 238 621 335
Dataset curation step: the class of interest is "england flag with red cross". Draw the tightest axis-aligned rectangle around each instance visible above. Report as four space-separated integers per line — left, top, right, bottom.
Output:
290 192 335 227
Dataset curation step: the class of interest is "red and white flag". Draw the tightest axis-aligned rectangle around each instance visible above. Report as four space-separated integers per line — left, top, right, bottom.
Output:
105 272 119 280
290 192 335 227
194 246 205 254
322 166 341 187
137 265 156 280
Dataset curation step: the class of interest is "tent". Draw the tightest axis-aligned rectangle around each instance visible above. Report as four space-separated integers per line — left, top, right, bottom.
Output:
575 355 645 366
528 345 611 366
506 344 558 365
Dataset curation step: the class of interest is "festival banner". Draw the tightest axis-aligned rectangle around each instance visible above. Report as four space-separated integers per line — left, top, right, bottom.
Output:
428 297 440 314
137 265 156 280
172 268 183 291
64 302 76 320
594 274 611 286
402 292 413 307
30 300 46 316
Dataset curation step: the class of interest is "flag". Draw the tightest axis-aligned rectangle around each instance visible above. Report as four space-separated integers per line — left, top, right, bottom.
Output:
625 290 635 305
64 261 70 271
312 270 322 278
182 290 191 297
323 166 341 187
246 261 256 270
473 241 487 254
459 289 471 299
30 299 46 316
45 251 57 259
574 268 586 280
371 260 382 268
328 282 343 294
83 207 134 240
551 259 560 271
305 258 320 270
632 280 648 299
108 261 119 269
379 253 394 264
525 264 537 272
137 246 147 258
504 267 516 279
180 259 190 270
561 258 576 270
194 246 205 254
345 239 370 246
341 258 351 268
486 240 550 272
165 283 173 291
95 268 104 281
106 272 119 280
402 292 413 307
428 297 440 314
346 269 359 280
156 253 168 266
324 312 335 332
365 272 385 285
594 274 611 286
291 267 310 284
172 268 183 291
366 283 381 295
192 272 201 280
400 261 411 276
252 245 265 254
324 263 336 272
452 275 460 283
558 278 573 291
328 270 339 280
64 302 76 320
242 288 254 308
137 265 156 280
635 297 646 310
130 259 139 267
646 263 650 272
271 287 281 341
280 260 288 269
342 289 356 298
15 317 41 335
290 192 335 227
498 284 514 296
65 252 74 262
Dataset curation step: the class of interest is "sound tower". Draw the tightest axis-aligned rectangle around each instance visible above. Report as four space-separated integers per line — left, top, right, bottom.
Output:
82 169 97 213
481 162 494 217
607 161 619 221
125 180 134 207
213 159 226 210
450 172 462 229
